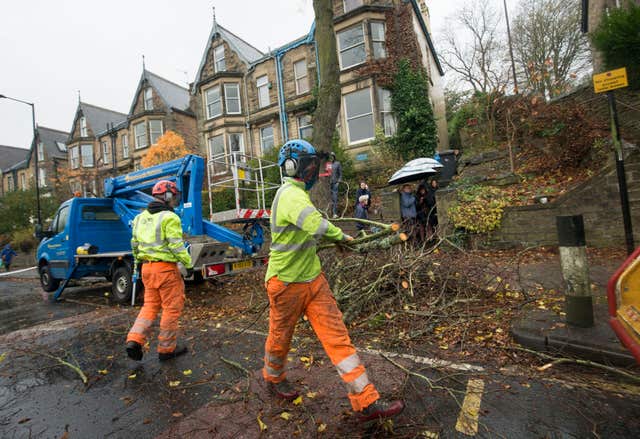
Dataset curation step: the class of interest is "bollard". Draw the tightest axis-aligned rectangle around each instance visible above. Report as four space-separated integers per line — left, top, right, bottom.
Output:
556 215 594 327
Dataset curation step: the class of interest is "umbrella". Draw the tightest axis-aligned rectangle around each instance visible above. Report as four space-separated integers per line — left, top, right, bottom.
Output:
387 157 443 186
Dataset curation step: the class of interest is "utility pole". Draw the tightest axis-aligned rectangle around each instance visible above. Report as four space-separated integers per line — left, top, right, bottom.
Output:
503 0 519 94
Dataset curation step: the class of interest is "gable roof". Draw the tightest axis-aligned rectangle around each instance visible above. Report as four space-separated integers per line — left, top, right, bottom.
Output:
129 70 192 115
194 20 265 89
69 102 127 140
0 145 29 173
37 126 69 160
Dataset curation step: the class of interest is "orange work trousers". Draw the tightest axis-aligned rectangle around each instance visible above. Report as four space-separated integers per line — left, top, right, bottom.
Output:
126 261 185 354
263 273 380 411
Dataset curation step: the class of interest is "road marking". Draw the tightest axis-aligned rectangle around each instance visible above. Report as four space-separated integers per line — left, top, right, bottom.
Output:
0 266 37 277
455 378 485 436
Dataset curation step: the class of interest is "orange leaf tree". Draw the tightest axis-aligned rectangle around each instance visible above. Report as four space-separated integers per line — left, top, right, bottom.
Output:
141 130 190 168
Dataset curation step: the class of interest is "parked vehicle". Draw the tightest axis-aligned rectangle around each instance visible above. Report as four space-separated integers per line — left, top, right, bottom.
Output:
36 154 266 303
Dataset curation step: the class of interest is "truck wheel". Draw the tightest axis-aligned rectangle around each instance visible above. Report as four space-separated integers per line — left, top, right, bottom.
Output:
40 264 60 292
111 266 132 304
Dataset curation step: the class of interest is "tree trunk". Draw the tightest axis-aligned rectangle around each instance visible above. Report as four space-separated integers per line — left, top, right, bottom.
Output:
312 0 342 209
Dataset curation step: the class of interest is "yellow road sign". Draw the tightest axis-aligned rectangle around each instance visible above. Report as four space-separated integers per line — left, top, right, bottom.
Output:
593 67 628 93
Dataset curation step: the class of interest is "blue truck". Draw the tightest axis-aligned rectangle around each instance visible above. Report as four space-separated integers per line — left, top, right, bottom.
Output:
36 154 266 303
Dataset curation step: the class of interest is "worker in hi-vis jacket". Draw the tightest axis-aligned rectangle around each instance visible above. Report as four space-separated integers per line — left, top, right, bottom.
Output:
263 139 404 422
125 180 193 362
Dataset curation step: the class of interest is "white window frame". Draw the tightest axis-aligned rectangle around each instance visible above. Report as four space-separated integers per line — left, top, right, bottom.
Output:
377 87 396 137
144 87 153 111
7 175 14 192
208 134 227 175
70 146 80 169
298 115 313 140
205 86 222 119
37 142 44 161
337 23 366 70
20 173 26 190
257 75 270 108
134 121 148 149
224 83 241 114
122 134 129 159
344 87 375 144
371 21 387 59
38 167 46 188
214 45 226 72
228 132 245 159
101 140 110 166
260 125 274 154
80 116 87 137
294 59 310 95
343 0 363 13
80 144 94 168
149 120 164 145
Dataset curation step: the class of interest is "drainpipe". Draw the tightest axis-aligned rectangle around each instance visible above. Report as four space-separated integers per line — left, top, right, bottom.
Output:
242 71 253 158
110 123 117 171
275 52 289 142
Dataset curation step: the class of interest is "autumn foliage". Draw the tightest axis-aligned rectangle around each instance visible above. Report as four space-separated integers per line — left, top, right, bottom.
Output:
141 130 190 168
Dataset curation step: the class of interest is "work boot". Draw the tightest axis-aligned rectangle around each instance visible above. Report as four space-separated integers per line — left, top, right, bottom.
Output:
126 341 143 361
357 399 404 423
158 344 188 361
268 380 299 401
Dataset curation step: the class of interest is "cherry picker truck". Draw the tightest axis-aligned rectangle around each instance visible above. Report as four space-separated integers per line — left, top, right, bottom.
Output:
36 154 267 303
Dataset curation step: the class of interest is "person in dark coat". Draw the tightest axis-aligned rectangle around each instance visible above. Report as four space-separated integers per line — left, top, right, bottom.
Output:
355 181 371 210
426 179 439 239
415 184 429 243
354 194 369 232
399 184 417 239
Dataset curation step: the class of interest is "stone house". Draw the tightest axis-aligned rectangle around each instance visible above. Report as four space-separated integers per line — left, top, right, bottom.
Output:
65 70 197 196
0 145 29 196
0 127 68 198
191 0 447 175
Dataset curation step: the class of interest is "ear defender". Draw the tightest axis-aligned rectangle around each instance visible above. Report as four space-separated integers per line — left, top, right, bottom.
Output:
284 158 298 176
164 191 173 202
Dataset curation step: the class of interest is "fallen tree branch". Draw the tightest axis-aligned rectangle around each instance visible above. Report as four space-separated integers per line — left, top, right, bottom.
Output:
15 348 88 384
507 346 640 384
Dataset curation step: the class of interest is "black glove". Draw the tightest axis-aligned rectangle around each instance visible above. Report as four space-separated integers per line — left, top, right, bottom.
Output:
185 267 194 278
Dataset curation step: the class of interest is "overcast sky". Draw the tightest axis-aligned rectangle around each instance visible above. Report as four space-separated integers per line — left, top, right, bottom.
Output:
0 0 515 149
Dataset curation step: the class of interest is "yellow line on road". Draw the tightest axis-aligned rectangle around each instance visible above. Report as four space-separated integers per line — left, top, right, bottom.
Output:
455 378 485 436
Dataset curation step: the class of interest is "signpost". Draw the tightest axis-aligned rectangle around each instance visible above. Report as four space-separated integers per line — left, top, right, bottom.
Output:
593 67 634 255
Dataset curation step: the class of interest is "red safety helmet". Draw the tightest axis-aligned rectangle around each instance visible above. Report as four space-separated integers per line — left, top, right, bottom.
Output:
152 180 179 197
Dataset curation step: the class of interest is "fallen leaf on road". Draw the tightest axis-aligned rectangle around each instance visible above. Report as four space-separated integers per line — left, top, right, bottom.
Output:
183 369 192 376
257 415 267 431
172 412 183 417
317 423 327 432
293 395 303 405
280 412 291 420
306 391 317 399
98 369 108 375
128 373 137 379
143 418 152 424
17 418 30 424
537 363 553 372
169 380 181 387
0 352 6 364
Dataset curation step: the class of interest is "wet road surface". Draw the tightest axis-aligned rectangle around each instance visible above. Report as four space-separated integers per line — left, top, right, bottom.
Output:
1 276 640 438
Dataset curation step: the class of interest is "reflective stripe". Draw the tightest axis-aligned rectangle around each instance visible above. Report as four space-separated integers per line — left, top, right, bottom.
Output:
346 372 370 394
271 240 317 252
336 353 361 376
313 219 329 239
167 237 182 244
266 353 285 366
270 185 287 234
296 206 315 229
159 329 177 339
158 339 175 349
155 211 171 243
264 364 284 378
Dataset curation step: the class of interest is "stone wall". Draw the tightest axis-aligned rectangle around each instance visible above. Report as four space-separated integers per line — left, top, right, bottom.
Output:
476 150 640 248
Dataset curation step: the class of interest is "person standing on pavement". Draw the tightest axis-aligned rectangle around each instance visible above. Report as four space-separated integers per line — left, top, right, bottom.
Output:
263 139 404 422
1 244 17 271
125 180 194 362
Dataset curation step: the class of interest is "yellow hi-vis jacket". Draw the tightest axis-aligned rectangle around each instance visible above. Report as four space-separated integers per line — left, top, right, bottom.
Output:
265 178 344 283
131 209 193 268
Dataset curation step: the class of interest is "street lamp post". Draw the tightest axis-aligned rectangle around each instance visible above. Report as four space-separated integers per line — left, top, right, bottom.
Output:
0 94 42 228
